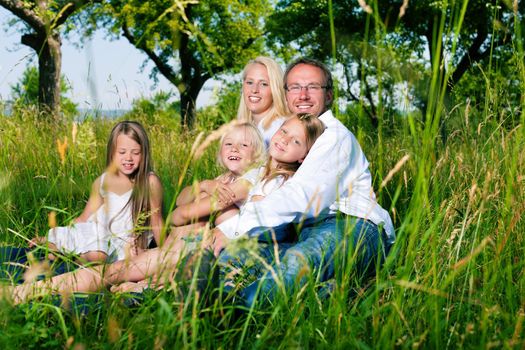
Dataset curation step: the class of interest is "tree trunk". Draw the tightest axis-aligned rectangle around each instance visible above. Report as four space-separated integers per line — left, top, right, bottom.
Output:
39 34 62 115
180 89 196 129
21 32 62 116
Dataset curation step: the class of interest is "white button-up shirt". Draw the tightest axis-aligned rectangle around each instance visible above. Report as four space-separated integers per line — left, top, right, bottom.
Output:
218 110 395 243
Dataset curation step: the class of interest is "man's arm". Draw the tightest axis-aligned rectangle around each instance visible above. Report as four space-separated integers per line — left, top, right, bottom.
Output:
217 127 356 239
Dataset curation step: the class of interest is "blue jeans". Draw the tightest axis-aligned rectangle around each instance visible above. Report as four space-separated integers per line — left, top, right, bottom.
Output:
0 246 76 283
219 215 391 307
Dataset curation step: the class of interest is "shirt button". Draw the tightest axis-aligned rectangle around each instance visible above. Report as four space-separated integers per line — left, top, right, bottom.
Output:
235 232 239 236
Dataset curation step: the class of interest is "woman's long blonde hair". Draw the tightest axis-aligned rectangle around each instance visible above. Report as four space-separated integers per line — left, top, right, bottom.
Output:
106 121 156 249
237 56 289 130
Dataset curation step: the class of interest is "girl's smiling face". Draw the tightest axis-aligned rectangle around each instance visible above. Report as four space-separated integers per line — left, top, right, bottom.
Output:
219 127 257 176
113 134 142 176
269 117 308 165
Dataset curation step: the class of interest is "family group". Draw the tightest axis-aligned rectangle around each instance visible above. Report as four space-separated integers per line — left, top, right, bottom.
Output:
1 57 395 307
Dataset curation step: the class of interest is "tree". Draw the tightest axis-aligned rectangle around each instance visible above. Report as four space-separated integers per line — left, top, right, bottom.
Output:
10 65 78 116
0 0 100 116
267 0 523 125
87 0 270 128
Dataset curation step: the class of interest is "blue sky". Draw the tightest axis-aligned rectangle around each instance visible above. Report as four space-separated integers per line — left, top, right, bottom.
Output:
0 7 217 110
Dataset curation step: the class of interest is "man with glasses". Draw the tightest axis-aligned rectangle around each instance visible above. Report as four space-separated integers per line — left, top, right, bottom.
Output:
215 57 395 306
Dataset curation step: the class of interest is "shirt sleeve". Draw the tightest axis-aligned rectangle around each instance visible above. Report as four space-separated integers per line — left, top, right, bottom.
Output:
218 125 354 239
240 167 262 186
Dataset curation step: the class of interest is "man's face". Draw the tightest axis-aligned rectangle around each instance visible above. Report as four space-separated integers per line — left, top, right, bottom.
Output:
285 63 333 117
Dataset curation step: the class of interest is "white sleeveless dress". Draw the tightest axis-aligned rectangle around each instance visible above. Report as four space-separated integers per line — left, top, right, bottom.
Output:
47 173 136 262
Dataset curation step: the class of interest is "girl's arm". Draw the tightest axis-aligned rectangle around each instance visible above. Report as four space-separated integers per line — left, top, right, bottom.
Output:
176 177 235 206
148 173 164 246
75 176 104 223
171 178 252 227
176 179 220 206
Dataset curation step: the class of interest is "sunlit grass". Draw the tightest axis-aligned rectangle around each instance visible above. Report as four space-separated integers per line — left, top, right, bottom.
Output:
0 90 523 347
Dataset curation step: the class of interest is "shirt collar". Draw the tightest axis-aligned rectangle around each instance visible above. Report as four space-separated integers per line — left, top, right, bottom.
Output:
318 109 334 126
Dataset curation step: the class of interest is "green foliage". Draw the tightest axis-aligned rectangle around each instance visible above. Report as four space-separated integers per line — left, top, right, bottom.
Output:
10 66 78 117
267 0 524 130
196 80 240 132
1 87 524 347
79 0 271 127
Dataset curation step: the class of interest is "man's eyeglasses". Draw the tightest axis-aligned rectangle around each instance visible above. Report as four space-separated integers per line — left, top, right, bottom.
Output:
285 84 328 93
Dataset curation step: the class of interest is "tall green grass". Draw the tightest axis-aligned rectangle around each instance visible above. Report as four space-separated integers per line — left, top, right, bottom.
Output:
1 5 524 350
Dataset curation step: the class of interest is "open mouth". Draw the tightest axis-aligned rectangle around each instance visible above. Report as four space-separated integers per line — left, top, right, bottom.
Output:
296 104 313 110
248 96 261 102
228 156 241 161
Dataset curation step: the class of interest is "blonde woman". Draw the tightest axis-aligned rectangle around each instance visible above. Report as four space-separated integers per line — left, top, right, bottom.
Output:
237 56 290 146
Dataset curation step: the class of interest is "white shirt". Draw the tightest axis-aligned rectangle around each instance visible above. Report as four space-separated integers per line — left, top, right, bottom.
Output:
258 116 286 148
218 110 395 243
245 167 286 202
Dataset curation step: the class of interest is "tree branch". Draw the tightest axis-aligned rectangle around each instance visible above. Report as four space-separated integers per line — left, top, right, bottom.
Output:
53 0 102 28
121 21 181 86
343 62 377 126
0 0 45 31
450 26 488 87
21 32 43 50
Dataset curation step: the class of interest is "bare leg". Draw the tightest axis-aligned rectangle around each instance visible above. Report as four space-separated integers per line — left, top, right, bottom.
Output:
108 222 209 293
78 251 108 264
11 236 210 303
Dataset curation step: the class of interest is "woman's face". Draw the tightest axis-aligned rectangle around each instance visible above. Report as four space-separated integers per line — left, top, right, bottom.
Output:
242 63 274 122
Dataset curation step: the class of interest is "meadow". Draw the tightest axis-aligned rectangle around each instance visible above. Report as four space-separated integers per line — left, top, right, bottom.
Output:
0 84 523 348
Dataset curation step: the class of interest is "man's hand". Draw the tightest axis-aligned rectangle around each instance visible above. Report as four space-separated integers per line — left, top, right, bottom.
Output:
210 228 228 256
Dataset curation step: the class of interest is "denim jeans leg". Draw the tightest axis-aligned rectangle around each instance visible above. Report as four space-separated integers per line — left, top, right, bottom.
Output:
241 216 340 306
0 246 31 282
344 217 389 281
218 241 293 297
241 215 389 306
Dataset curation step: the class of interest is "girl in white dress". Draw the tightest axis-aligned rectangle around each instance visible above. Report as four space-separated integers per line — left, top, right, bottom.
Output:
30 121 164 264
237 56 291 147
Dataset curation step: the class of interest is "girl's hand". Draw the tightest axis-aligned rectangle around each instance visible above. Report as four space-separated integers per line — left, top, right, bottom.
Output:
28 236 47 248
201 179 236 206
214 185 236 207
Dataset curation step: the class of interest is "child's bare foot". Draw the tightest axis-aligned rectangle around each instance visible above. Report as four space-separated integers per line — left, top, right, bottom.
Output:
110 281 151 293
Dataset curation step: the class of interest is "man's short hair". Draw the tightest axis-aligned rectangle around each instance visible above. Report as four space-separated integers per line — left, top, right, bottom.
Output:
283 57 333 92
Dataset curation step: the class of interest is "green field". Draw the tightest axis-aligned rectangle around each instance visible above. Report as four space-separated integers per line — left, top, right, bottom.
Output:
1 0 524 348
0 93 523 348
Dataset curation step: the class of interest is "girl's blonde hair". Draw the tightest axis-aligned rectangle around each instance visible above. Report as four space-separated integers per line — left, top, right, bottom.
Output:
217 121 266 171
237 56 289 130
106 121 155 249
262 113 325 183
